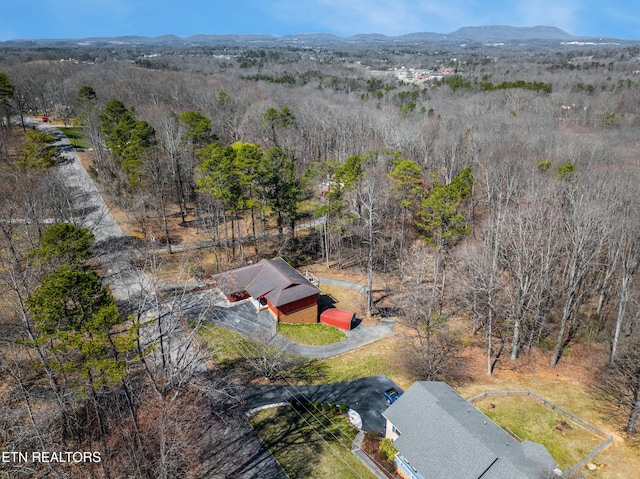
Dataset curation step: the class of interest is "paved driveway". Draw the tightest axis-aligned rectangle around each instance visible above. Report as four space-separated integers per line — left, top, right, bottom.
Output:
209 301 276 339
271 319 396 358
182 292 277 339
243 376 402 433
192 290 397 359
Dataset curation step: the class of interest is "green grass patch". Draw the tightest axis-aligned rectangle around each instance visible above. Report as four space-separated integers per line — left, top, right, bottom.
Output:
194 322 254 365
290 338 408 386
250 406 376 479
476 396 604 470
277 323 346 346
58 127 91 149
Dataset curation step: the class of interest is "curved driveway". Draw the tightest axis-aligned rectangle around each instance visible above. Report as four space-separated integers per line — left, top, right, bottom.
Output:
185 290 398 359
271 319 397 358
243 376 402 433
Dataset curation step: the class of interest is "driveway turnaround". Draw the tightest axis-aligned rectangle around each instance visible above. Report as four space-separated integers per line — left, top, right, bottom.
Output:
243 376 402 433
193 290 398 359
270 319 396 358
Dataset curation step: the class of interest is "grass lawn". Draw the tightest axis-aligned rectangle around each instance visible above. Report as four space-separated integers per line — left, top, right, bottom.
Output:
290 335 415 388
475 396 605 471
250 406 376 479
277 323 346 346
58 126 91 149
194 322 255 366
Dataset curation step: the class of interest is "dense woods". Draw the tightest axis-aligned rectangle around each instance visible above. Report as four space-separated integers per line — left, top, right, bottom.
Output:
2 39 640 476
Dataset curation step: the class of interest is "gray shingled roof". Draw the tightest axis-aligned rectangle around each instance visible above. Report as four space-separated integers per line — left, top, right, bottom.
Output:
217 257 319 307
382 382 557 479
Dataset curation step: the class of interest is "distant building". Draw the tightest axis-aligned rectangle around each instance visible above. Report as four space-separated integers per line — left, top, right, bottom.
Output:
382 382 557 479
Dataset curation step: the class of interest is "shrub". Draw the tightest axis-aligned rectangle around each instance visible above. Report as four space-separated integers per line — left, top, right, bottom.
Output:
379 438 398 461
364 429 379 442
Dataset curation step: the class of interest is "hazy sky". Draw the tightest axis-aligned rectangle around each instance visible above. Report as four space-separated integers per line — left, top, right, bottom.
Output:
2 0 639 41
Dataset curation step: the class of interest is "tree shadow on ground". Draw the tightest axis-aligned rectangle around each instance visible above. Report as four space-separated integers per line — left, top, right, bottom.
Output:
287 360 331 384
92 235 144 255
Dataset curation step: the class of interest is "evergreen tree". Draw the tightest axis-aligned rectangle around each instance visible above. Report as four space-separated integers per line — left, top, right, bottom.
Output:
419 166 474 313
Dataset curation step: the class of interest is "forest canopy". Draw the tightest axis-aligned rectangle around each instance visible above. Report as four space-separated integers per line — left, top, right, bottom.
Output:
2 39 640 477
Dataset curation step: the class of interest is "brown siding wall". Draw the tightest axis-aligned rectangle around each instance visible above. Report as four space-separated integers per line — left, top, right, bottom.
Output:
278 303 319 324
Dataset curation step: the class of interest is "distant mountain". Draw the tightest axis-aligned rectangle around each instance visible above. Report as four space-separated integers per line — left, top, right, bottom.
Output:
0 26 629 48
348 33 393 42
448 25 576 42
395 32 449 42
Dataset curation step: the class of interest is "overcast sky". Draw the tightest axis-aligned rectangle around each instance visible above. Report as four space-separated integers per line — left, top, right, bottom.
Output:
2 0 639 41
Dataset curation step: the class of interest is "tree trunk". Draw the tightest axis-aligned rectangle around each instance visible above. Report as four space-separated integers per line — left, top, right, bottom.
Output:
173 159 187 224
277 210 284 238
323 214 330 268
430 240 442 316
398 207 406 280
230 214 236 258
251 205 258 254
236 214 244 263
159 191 172 254
627 373 640 434
551 287 576 367
610 274 630 364
511 316 522 361
487 307 493 376
222 209 230 261
366 214 374 317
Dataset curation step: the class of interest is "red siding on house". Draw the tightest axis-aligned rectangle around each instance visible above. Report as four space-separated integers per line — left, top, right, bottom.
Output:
278 294 318 314
266 294 319 324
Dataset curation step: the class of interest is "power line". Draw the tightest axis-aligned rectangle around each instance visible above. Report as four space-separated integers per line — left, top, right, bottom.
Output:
197 300 394 478
217 321 369 479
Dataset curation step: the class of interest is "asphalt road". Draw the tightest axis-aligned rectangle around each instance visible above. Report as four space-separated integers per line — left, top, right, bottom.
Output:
243 376 402 433
31 119 152 305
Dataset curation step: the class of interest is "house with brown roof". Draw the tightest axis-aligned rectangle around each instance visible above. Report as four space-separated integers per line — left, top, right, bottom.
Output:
216 257 320 324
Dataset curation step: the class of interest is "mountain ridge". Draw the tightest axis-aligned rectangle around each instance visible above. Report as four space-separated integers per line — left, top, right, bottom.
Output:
1 25 628 47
